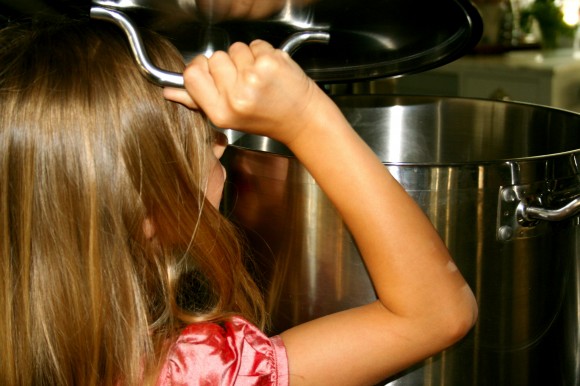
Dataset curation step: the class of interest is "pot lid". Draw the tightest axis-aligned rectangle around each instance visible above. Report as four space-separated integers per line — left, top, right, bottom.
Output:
0 0 483 83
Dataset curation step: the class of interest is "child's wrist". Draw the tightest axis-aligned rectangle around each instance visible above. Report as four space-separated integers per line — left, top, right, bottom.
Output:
285 97 351 153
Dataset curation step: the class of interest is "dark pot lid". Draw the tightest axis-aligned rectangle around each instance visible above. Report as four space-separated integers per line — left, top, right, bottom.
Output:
0 0 483 83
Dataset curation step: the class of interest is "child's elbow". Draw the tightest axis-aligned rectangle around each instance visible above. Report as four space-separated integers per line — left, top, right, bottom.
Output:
438 291 479 348
447 307 478 346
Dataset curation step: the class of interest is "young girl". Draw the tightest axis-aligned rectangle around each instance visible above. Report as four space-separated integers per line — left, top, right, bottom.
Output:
0 17 477 386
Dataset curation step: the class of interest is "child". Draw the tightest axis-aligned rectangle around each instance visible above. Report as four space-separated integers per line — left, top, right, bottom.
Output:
0 17 477 386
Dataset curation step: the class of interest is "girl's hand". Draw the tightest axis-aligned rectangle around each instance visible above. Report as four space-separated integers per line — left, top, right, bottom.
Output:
163 40 329 145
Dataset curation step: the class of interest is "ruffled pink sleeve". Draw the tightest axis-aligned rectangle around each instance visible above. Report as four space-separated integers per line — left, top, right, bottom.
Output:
156 316 288 386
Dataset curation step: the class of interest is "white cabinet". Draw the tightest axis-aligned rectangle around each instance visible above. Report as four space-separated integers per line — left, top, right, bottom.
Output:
391 49 580 113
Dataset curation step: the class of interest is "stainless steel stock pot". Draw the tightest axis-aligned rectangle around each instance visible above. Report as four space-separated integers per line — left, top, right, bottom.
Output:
222 95 580 386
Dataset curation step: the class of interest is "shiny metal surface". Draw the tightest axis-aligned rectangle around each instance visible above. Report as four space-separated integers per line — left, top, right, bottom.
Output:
222 95 580 385
0 0 482 82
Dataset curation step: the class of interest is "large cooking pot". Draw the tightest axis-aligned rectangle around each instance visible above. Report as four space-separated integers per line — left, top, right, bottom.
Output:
221 95 580 386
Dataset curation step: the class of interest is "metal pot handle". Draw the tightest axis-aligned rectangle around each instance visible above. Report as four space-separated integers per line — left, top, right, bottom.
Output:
519 197 580 222
497 184 580 241
90 6 330 88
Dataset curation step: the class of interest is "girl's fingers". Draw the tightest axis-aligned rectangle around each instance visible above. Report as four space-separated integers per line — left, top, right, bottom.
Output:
162 87 199 109
228 42 256 71
248 39 277 58
249 39 274 49
207 50 238 98
181 54 222 113
248 39 300 77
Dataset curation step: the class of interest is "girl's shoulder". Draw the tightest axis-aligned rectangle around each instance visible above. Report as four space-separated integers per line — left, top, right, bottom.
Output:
156 316 288 386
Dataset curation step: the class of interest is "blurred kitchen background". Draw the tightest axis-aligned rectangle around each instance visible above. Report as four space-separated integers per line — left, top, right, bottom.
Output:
331 0 580 114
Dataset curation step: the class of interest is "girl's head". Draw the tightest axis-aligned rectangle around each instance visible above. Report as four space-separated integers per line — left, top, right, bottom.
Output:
0 18 264 385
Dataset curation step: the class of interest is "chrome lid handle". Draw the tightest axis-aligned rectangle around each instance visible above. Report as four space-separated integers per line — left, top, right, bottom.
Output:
90 7 330 88
279 31 330 56
90 6 185 88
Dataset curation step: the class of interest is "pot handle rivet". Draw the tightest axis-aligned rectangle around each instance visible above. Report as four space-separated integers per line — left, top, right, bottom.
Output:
498 225 513 241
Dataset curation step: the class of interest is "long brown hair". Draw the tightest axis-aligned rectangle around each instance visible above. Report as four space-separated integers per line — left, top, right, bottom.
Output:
0 18 265 385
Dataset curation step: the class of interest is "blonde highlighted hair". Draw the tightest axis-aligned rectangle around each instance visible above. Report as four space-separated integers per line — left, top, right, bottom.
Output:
0 18 265 385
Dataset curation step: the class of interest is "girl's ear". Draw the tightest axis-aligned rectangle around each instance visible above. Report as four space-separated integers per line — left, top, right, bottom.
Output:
142 217 156 240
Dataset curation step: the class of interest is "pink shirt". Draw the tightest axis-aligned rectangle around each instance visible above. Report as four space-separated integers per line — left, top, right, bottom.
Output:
156 316 289 386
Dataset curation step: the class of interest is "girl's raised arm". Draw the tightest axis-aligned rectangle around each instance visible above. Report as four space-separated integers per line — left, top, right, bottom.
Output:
164 40 478 386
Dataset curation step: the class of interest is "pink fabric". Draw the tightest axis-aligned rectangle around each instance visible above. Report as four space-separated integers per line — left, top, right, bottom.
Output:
156 316 289 386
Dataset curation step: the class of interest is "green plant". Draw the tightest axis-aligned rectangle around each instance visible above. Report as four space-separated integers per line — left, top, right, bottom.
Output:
520 0 576 49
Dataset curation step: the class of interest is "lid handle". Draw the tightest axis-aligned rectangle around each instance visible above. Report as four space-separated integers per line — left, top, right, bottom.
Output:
90 6 330 88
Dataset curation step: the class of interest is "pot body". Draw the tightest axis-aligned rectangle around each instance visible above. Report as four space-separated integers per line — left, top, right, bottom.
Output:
222 95 580 385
